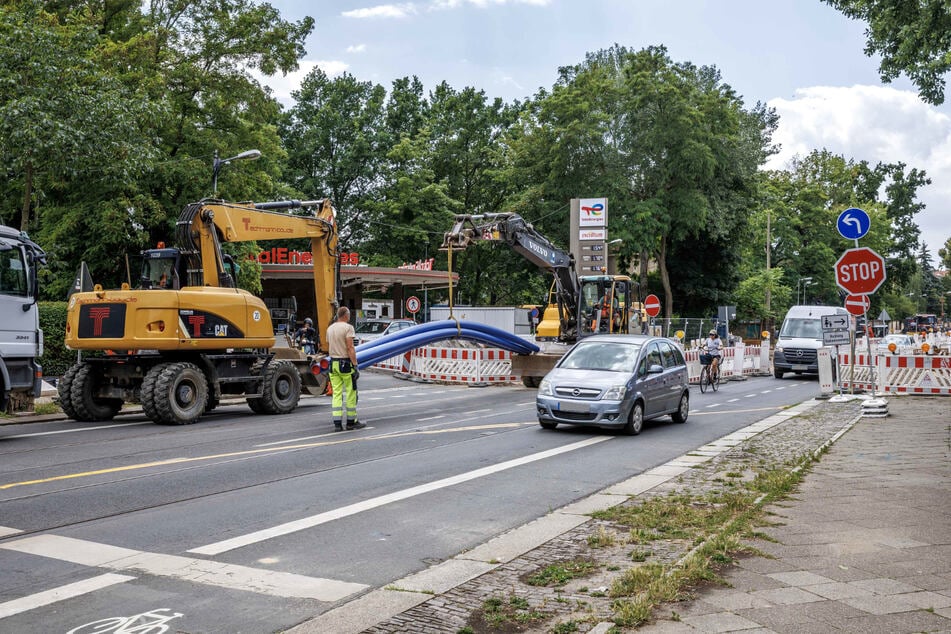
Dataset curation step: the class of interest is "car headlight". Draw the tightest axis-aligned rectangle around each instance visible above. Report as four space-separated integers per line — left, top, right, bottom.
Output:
538 378 553 396
774 346 784 354
602 385 626 400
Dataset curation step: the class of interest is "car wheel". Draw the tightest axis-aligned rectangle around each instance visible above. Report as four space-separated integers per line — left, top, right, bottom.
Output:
623 401 644 436
671 391 689 424
773 368 784 379
539 421 557 430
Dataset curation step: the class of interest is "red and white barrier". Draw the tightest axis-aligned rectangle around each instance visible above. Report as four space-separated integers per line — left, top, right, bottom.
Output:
372 345 518 384
837 350 951 396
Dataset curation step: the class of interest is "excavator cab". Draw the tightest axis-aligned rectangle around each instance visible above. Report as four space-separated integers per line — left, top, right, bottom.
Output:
140 247 182 290
579 276 632 337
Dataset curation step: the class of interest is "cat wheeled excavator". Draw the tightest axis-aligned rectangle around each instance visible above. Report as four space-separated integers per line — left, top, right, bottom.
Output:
59 197 339 425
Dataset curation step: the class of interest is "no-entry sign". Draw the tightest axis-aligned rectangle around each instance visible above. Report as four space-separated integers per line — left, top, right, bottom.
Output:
844 294 870 316
834 247 886 296
643 294 661 318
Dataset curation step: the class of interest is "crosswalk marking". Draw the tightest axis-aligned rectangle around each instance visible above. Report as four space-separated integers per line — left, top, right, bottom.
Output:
0 573 134 619
0 535 367 602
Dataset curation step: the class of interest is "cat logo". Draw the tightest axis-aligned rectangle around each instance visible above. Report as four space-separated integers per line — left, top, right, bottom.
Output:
215 325 229 337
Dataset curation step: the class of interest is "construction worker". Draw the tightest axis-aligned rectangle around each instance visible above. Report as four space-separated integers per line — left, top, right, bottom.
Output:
326 306 364 432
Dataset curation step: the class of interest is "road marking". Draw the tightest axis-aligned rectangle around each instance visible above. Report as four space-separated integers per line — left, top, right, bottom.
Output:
2 422 539 491
775 386 786 390
0 535 367 601
760 390 772 394
0 573 134 619
705 403 720 408
727 398 739 403
689 406 780 417
744 393 756 398
418 416 445 421
3 422 151 438
0 526 22 538
190 436 612 556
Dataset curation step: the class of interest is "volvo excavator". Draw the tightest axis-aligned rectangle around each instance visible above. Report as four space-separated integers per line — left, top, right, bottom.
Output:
442 213 638 386
60 197 339 425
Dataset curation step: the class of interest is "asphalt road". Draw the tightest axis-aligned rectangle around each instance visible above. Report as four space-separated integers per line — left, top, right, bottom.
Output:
0 372 818 633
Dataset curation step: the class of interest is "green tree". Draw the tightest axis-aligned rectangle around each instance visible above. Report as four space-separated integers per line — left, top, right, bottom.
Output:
734 267 793 322
823 0 951 105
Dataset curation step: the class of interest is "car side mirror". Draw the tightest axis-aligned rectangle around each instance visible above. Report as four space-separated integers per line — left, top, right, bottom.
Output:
648 364 664 375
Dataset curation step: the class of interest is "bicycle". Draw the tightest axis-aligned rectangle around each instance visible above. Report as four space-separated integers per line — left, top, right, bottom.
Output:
699 352 721 393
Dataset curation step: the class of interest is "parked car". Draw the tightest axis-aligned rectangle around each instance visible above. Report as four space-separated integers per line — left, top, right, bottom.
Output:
354 318 416 346
876 333 914 352
536 334 689 435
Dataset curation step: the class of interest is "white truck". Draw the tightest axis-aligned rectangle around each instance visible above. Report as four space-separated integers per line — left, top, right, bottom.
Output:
0 225 47 411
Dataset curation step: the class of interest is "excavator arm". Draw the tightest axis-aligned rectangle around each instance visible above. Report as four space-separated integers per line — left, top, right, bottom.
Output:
178 198 339 346
443 213 580 341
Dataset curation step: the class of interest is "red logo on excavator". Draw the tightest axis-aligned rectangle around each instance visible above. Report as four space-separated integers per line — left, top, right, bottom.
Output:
88 307 111 336
187 315 206 337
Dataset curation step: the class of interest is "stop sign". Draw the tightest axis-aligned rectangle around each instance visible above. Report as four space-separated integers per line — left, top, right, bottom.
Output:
834 247 886 295
643 294 661 317
844 294 870 316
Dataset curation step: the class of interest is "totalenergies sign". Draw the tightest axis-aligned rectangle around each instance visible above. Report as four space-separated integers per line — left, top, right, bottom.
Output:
578 198 607 227
250 249 360 266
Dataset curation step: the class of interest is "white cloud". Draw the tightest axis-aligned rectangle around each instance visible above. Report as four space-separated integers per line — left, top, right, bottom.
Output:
343 0 549 18
342 3 418 18
766 85 951 255
346 44 367 53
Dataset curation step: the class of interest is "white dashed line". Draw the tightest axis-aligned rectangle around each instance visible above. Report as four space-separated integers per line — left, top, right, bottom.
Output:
727 398 739 403
0 573 135 619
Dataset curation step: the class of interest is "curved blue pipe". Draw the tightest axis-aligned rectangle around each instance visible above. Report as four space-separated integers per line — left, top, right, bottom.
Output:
355 321 539 370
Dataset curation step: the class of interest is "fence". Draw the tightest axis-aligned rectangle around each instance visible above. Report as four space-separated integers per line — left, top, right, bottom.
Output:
838 334 951 396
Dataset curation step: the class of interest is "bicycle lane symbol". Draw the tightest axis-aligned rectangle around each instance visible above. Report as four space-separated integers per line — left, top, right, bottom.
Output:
67 608 184 634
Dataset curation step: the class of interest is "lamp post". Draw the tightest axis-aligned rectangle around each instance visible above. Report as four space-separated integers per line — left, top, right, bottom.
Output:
797 276 813 305
212 149 262 195
607 238 623 275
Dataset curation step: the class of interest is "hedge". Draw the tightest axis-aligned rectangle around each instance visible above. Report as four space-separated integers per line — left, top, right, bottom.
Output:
39 301 73 378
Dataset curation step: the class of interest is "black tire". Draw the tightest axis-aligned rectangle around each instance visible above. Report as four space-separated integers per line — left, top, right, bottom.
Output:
699 366 709 393
712 365 720 392
521 376 539 388
774 368 784 379
140 363 167 422
539 421 558 430
671 391 689 424
58 363 82 420
69 363 123 422
247 397 267 414
204 393 220 414
623 401 644 436
257 360 301 415
153 362 208 425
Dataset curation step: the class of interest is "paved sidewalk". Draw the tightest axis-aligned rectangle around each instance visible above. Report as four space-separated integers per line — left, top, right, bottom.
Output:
645 397 951 633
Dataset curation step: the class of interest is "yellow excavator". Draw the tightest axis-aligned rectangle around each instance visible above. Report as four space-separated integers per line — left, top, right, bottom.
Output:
60 197 339 425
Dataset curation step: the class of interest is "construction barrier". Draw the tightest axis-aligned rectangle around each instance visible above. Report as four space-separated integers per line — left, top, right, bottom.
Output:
838 343 951 396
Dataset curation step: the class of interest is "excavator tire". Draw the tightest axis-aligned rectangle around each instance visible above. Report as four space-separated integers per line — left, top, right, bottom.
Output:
69 363 123 421
247 397 267 414
153 362 208 425
257 360 301 415
57 363 82 420
140 363 168 422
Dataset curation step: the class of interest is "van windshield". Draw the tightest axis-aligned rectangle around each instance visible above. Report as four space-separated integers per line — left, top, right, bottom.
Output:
780 318 822 339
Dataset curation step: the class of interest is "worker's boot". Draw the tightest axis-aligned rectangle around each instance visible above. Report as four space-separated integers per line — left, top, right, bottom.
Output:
333 420 343 432
346 420 366 430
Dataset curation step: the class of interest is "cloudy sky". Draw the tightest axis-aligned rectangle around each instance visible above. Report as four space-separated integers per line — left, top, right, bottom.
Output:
263 0 949 263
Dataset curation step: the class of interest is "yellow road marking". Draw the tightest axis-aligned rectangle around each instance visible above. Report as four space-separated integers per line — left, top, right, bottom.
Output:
0 422 534 491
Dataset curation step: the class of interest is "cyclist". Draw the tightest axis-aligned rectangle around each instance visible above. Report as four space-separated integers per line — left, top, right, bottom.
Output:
295 317 317 355
703 329 722 375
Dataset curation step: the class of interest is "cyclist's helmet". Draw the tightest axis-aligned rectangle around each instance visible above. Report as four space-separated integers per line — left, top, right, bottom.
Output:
709 329 717 336
304 318 313 325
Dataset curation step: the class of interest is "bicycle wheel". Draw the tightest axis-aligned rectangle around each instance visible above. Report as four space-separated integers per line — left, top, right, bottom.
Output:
699 366 709 393
711 364 720 392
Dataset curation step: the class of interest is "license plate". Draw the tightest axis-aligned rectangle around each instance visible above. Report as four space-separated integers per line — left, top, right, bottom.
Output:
791 364 810 371
557 400 589 413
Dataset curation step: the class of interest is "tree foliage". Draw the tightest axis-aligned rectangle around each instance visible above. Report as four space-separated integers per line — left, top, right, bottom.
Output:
824 0 951 105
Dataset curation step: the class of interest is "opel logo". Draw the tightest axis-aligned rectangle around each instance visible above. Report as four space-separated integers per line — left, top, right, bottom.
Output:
572 388 581 397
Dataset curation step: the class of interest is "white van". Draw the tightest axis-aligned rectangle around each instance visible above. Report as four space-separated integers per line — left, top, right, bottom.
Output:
773 305 848 379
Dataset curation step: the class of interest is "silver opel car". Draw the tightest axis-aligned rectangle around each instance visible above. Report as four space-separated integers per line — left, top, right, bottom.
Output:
536 335 690 434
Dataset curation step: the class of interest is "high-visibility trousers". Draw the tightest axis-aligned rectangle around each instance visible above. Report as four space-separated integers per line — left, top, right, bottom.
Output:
330 360 357 424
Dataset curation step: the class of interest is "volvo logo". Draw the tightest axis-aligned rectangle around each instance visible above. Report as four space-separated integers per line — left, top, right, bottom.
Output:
572 388 581 396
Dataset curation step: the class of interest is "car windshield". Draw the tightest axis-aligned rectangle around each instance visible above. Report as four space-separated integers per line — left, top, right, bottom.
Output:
559 341 642 372
780 318 822 339
355 321 390 334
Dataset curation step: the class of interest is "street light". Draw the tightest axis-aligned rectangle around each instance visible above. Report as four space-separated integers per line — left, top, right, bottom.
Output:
796 277 813 305
212 149 261 195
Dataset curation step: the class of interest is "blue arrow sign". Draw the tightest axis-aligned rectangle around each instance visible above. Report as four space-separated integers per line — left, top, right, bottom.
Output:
837 207 870 241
